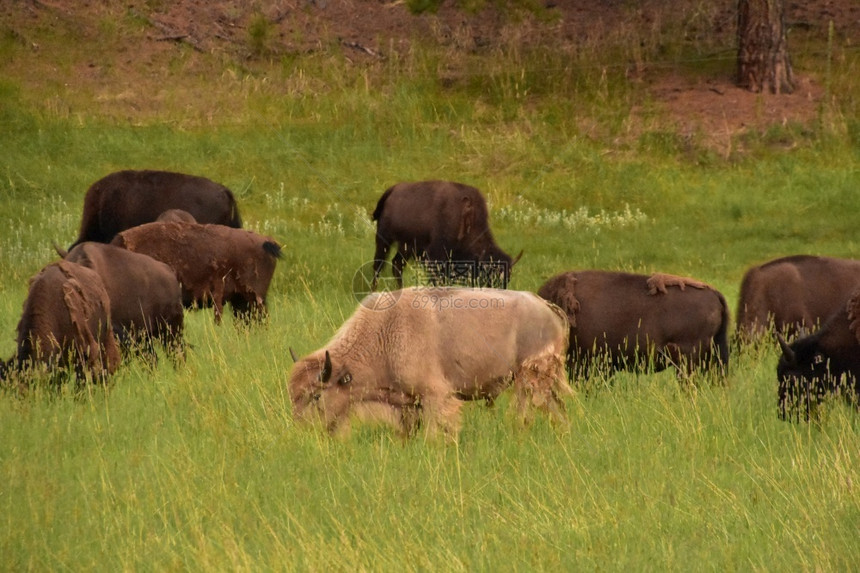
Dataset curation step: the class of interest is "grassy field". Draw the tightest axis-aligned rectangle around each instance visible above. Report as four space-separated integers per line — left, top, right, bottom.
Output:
1 5 860 570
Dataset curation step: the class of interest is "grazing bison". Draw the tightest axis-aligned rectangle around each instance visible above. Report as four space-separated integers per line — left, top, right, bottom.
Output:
2 261 120 382
63 242 184 358
776 287 860 421
371 181 520 289
538 270 730 380
70 169 241 248
289 287 571 439
111 221 282 324
736 255 860 341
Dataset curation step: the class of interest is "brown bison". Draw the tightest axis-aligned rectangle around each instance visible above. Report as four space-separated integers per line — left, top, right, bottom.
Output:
289 287 571 439
538 270 730 380
110 221 282 323
2 261 120 382
70 169 242 248
63 242 184 358
777 287 860 421
737 255 860 341
371 181 520 290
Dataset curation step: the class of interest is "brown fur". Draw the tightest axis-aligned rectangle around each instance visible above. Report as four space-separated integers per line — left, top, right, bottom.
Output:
371 180 516 288
538 270 730 380
737 255 860 340
646 273 709 295
110 221 281 323
63 242 184 355
9 261 120 380
71 169 241 248
289 288 570 440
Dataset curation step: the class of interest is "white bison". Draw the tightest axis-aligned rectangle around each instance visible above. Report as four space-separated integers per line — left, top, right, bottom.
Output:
289 287 571 439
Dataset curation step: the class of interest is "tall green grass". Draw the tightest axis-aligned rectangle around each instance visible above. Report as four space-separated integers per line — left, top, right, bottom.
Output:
1 5 859 569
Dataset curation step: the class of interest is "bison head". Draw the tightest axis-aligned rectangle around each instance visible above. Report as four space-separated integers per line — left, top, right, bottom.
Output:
777 334 831 421
288 348 419 436
289 350 356 433
475 249 522 288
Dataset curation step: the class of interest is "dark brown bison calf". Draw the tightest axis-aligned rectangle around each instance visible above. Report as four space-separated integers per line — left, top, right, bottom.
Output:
111 221 282 324
538 270 730 381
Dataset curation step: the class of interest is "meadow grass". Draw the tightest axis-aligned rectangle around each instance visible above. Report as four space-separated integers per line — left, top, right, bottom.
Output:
1 6 860 570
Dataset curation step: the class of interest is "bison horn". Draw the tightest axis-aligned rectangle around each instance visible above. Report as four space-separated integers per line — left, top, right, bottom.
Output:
289 347 299 363
53 242 69 259
776 333 796 365
511 250 524 267
320 350 333 384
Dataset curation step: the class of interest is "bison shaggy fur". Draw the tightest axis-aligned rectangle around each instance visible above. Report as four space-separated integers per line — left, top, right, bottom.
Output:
538 270 730 380
289 287 571 439
5 261 120 382
110 221 282 323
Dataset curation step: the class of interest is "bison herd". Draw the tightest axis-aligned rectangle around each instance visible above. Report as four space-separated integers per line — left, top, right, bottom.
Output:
1 170 282 386
1 171 858 437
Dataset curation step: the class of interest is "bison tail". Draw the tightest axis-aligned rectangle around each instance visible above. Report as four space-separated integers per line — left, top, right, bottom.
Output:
229 207 242 229
714 291 731 373
223 188 243 228
372 186 395 221
263 241 283 259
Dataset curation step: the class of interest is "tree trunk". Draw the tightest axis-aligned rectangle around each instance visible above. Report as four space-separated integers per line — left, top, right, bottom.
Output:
737 0 794 94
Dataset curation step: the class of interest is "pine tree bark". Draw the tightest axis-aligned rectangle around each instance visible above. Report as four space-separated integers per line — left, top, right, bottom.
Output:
737 0 794 94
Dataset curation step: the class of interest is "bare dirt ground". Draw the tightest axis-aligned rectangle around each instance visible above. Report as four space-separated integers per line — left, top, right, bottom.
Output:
5 0 860 140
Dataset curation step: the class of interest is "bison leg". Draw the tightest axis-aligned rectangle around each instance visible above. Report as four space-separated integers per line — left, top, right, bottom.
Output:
210 283 226 325
663 342 726 384
371 234 394 291
391 246 410 289
513 352 571 424
231 294 268 325
418 387 463 440
566 347 595 388
153 315 186 363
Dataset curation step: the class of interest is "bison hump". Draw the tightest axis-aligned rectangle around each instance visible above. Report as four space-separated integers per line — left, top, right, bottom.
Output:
646 273 709 295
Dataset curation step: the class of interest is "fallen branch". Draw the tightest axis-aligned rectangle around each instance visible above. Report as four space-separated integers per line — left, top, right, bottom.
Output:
340 39 381 58
131 10 206 52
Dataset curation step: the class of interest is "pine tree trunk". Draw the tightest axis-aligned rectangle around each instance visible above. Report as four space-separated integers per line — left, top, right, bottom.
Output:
737 0 794 94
